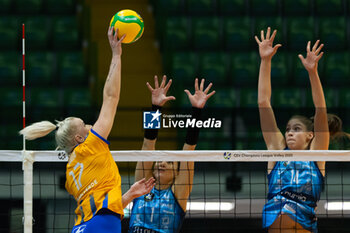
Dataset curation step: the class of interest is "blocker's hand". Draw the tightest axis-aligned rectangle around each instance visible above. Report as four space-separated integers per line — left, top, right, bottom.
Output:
298 40 324 73
255 27 282 60
184 78 215 109
146 75 176 106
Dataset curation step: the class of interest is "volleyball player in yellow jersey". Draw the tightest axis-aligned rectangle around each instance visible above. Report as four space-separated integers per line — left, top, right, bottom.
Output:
19 27 155 233
129 76 215 233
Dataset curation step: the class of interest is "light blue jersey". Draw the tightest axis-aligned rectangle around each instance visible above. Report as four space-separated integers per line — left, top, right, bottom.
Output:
262 160 323 232
129 187 185 233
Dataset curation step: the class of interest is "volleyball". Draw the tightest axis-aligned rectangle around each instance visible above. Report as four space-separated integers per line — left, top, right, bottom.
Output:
109 9 144 44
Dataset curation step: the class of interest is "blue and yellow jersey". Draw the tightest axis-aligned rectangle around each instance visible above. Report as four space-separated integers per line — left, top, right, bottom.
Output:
65 129 123 226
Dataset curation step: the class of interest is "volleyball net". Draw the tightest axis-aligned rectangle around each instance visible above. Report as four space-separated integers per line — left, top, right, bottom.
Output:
1 150 350 233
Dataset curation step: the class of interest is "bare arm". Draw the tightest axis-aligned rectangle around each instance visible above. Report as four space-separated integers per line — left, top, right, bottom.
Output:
92 27 125 139
135 75 176 182
134 139 155 182
259 59 283 173
299 40 328 150
173 159 194 212
256 28 285 151
255 28 284 173
174 78 215 211
299 40 328 175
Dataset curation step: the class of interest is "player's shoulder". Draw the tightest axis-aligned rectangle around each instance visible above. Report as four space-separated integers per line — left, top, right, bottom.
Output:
88 128 110 145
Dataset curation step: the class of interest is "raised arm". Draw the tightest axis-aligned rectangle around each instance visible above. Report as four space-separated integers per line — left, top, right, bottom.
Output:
299 40 329 151
255 27 285 151
299 41 328 174
135 75 176 182
92 27 125 139
174 78 215 211
142 75 175 150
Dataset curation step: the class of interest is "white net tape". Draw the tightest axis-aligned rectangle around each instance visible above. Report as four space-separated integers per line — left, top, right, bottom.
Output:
0 150 350 162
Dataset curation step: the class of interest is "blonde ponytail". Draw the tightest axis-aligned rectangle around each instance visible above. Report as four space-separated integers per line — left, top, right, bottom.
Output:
19 121 56 140
19 117 78 154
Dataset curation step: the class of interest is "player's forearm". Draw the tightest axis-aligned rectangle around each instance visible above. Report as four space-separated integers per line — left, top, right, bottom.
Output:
122 190 135 209
258 59 272 106
142 138 156 150
103 55 121 100
175 161 195 201
183 143 196 150
310 77 329 150
308 70 326 108
310 70 328 134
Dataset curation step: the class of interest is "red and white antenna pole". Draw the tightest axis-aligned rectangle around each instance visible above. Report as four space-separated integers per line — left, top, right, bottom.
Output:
22 23 33 233
22 23 26 150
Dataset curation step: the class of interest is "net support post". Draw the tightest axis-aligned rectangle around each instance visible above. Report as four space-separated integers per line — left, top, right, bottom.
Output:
23 150 34 233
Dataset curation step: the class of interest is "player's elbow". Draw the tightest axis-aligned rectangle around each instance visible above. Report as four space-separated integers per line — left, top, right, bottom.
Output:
103 93 119 105
258 98 271 107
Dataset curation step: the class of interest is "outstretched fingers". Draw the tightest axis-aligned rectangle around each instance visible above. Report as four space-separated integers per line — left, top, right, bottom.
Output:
154 75 159 88
316 52 324 61
194 78 199 91
260 30 265 41
160 75 167 88
184 89 192 97
315 43 324 55
199 78 205 91
270 29 277 43
255 28 277 45
306 41 311 53
164 96 176 102
266 27 271 40
255 36 261 44
204 82 215 99
273 44 282 53
312 40 320 52
298 54 305 62
164 78 173 93
146 82 154 92
204 83 213 94
207 90 216 99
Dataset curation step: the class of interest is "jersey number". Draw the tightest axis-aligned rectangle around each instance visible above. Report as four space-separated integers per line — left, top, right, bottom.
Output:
69 162 84 190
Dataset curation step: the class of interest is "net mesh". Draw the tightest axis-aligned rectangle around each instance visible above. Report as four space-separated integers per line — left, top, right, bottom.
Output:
0 150 350 233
